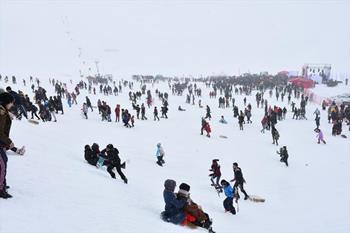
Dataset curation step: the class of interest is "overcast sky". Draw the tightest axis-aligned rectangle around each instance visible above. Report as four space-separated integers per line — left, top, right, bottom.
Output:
1 0 349 78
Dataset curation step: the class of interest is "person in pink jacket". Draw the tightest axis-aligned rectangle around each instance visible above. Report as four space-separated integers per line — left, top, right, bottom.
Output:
315 128 326 144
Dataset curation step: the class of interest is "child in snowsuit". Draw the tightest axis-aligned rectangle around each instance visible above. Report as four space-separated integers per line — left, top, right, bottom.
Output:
315 128 326 144
204 122 211 137
271 126 280 146
155 143 165 166
220 179 237 215
277 146 289 167
219 116 227 124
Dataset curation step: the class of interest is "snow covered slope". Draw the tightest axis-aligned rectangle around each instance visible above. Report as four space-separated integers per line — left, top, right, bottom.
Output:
0 78 349 233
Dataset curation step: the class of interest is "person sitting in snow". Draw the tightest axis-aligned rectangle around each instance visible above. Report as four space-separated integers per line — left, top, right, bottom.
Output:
176 183 215 233
155 143 165 166
84 144 98 166
161 179 186 225
219 115 227 124
178 105 186 111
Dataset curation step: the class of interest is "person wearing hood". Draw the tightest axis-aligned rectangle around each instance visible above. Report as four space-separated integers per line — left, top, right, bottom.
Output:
0 92 25 199
155 143 165 166
84 144 98 166
161 179 186 225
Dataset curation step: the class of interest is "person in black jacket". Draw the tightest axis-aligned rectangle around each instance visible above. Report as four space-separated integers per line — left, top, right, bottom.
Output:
101 144 127 184
29 102 40 120
230 162 249 200
277 146 289 167
84 145 98 166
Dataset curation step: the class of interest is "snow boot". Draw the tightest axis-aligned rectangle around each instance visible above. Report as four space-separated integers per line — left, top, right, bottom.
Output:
0 189 12 199
156 161 163 166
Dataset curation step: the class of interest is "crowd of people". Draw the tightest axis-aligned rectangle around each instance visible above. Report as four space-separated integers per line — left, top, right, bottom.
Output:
1 73 349 233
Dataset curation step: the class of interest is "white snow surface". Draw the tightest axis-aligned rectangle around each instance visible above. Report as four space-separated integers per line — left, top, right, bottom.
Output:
0 78 349 233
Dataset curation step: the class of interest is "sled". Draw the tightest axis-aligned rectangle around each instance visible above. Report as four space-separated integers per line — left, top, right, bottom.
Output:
219 135 228 139
248 195 265 203
96 157 105 168
28 119 39 125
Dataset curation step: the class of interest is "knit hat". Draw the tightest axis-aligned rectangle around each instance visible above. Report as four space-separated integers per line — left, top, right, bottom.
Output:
0 92 15 107
178 183 190 196
164 179 176 192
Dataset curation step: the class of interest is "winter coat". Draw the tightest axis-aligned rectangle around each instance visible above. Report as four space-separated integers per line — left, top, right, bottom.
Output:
156 145 165 157
317 130 324 141
204 123 211 133
163 190 186 224
82 105 88 114
223 185 234 198
233 167 245 183
101 148 121 166
84 147 98 165
183 200 208 223
210 163 221 177
0 105 12 147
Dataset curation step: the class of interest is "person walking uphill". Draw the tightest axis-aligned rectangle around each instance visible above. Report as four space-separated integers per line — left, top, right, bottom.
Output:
155 143 165 166
230 162 249 200
0 93 25 199
100 144 127 184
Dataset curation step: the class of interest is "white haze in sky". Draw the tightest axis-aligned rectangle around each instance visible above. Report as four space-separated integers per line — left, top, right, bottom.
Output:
0 0 349 78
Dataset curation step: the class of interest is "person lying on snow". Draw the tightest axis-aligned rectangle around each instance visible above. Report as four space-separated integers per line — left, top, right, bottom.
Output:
219 115 227 124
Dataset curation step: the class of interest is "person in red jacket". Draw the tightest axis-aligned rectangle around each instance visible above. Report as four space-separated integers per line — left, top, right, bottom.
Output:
209 159 221 187
261 115 268 133
115 104 120 122
204 122 211 137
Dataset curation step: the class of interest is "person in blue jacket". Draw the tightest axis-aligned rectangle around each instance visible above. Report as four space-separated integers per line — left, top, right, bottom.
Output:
155 143 165 166
220 179 237 215
161 179 186 224
219 115 228 124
